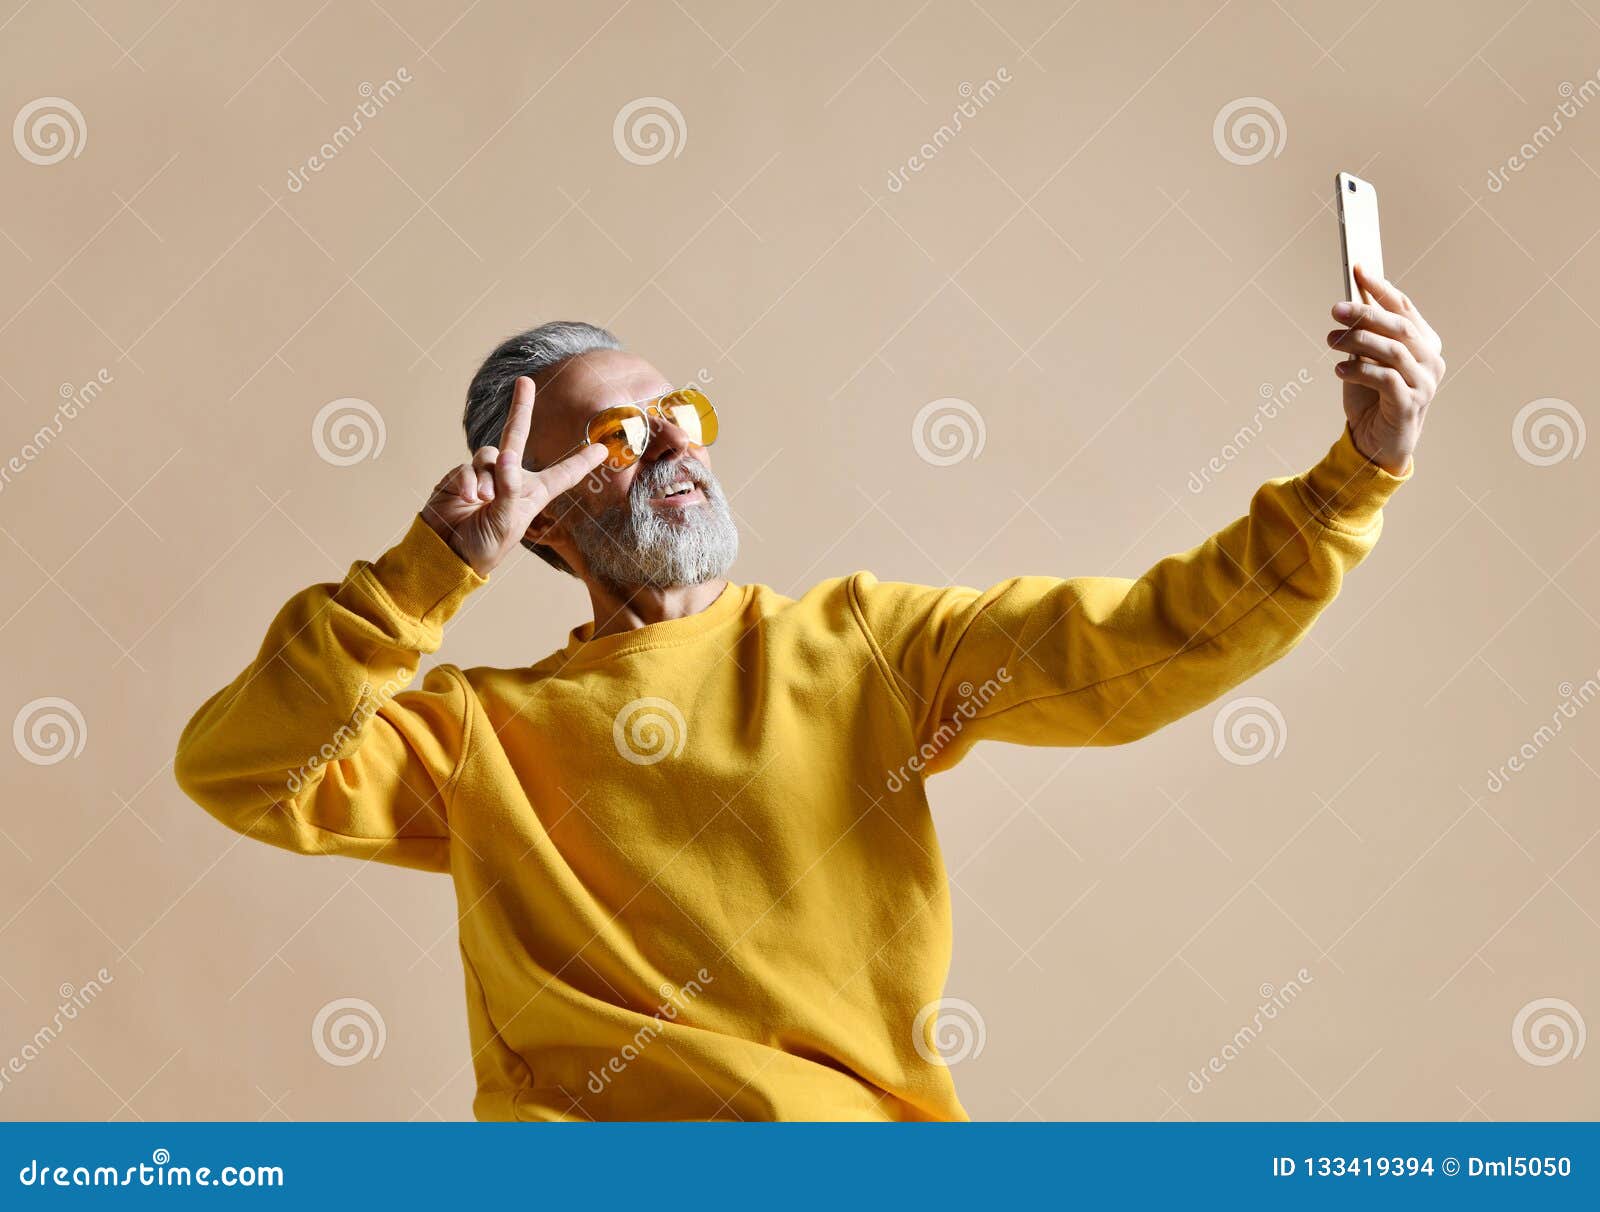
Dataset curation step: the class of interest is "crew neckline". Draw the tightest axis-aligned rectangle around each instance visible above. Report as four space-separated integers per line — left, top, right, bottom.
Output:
558 581 750 664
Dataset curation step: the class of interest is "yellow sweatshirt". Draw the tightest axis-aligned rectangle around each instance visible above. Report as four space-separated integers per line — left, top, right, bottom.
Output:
174 428 1408 1121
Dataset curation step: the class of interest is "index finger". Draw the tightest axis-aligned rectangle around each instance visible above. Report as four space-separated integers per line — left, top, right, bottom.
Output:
498 376 535 463
1354 264 1439 345
1353 264 1409 313
533 442 608 500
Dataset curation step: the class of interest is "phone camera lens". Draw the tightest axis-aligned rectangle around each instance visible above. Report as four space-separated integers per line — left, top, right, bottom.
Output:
1347 180 1356 191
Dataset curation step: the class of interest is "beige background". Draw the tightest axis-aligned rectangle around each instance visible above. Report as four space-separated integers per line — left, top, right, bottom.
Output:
1 0 1596 1122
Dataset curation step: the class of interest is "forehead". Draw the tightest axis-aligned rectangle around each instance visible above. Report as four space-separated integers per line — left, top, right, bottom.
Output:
529 349 672 458
536 349 668 414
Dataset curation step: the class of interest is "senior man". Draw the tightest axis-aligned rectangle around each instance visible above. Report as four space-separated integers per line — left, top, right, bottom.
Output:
175 266 1444 1121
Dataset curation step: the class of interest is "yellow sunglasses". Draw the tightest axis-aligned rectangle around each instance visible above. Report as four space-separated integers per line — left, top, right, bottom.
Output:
554 387 720 470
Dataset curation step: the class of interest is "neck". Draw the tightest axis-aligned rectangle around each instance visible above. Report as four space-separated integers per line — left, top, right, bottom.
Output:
584 577 729 639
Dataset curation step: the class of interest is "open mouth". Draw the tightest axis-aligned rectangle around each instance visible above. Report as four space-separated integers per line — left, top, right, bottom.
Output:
652 478 705 507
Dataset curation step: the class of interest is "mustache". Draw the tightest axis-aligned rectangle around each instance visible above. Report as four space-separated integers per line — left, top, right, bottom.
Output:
630 456 720 502
567 453 718 506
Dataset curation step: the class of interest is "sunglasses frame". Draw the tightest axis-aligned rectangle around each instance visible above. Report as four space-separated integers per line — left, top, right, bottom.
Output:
548 386 718 470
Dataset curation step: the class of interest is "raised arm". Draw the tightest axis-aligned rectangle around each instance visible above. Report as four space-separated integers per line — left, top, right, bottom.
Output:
174 520 483 870
173 376 606 869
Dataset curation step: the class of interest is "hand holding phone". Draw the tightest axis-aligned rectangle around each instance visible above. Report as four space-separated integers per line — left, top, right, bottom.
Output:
1326 171 1446 476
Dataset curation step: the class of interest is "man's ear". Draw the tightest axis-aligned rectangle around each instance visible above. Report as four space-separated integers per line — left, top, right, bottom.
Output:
524 508 559 548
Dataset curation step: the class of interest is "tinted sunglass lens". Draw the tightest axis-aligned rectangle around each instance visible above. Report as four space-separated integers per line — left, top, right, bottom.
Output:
587 408 649 467
663 389 718 447
663 402 703 444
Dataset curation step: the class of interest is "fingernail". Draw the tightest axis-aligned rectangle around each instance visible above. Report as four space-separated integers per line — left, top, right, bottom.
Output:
1335 362 1349 375
1333 302 1354 319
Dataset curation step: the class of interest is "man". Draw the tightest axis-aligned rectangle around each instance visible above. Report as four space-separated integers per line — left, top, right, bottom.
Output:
175 266 1445 1121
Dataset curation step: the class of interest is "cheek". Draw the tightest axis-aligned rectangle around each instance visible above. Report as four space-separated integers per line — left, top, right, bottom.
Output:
576 468 634 516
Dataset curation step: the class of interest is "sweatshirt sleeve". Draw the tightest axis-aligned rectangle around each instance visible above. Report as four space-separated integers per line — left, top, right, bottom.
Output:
174 516 486 872
850 427 1411 772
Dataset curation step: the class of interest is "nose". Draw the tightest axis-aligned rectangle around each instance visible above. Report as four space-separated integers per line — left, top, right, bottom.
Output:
641 411 697 463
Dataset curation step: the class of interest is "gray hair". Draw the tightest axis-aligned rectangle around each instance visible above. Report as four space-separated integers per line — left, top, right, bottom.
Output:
461 320 622 576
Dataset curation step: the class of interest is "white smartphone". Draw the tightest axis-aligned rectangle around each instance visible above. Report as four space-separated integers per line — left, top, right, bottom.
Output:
1335 171 1383 304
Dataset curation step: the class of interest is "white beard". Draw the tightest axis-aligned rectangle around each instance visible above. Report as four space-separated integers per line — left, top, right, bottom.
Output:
569 457 739 591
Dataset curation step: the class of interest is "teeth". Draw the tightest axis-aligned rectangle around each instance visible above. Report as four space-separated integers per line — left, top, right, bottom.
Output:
665 481 693 497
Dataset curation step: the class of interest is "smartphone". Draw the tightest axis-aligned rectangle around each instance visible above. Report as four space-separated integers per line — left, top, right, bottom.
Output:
1335 171 1383 304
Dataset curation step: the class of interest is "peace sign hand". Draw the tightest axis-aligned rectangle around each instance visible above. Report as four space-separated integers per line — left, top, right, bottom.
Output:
421 376 606 577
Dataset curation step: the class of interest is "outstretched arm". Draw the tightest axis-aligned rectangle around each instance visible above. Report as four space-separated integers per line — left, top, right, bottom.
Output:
854 270 1444 769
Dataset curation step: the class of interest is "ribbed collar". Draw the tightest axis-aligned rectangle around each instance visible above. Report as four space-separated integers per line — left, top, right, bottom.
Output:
557 580 749 665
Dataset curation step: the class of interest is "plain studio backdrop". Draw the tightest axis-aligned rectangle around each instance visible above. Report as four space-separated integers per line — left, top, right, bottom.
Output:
1 0 1595 1121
